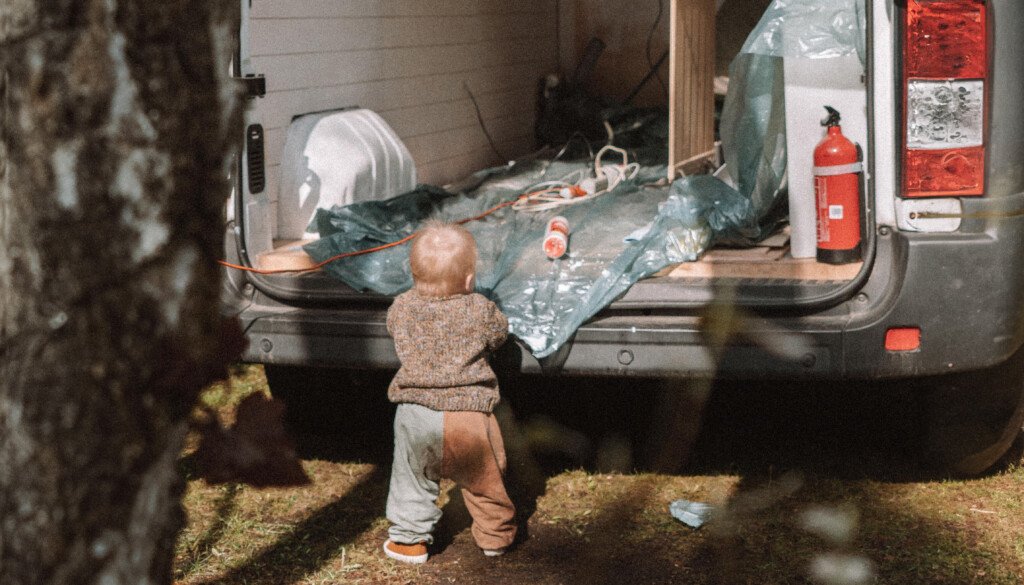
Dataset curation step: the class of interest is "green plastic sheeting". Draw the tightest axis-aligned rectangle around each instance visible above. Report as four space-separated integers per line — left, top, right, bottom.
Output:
304 51 790 359
305 162 706 359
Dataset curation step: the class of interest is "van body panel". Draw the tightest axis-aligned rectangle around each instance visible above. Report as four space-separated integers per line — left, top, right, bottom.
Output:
987 0 1024 199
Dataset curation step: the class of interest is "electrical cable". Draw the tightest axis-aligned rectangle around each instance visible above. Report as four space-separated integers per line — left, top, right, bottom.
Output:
512 145 640 212
217 189 547 275
624 49 669 105
463 81 507 163
552 131 595 161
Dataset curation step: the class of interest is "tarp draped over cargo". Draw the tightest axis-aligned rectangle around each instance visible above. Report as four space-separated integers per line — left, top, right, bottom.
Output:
304 51 793 359
673 51 788 248
305 163 712 359
302 0 867 359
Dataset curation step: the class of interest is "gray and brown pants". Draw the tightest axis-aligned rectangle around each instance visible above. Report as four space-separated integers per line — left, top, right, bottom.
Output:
386 403 517 550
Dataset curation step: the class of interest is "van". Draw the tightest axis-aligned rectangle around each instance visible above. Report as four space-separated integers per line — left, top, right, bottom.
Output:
222 0 1024 475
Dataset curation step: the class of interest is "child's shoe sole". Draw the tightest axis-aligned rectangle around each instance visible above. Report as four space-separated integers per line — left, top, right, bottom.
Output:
383 539 428 564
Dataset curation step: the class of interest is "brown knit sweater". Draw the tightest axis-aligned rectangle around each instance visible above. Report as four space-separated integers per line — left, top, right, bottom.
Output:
386 289 509 412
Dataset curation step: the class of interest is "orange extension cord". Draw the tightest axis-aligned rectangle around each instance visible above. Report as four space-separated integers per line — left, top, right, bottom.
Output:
218 190 542 275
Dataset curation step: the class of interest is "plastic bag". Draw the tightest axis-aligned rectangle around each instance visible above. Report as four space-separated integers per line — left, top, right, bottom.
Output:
741 0 867 63
304 50 791 359
706 52 789 246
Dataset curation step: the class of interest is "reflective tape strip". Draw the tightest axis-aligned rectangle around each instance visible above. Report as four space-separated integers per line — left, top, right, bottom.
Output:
911 208 1024 220
813 162 863 176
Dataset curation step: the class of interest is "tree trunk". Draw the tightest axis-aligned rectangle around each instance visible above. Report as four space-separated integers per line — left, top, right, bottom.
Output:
0 1 240 583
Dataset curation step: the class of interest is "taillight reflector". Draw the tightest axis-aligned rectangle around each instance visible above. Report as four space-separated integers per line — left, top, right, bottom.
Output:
885 327 921 352
904 147 984 195
902 0 988 198
905 1 987 79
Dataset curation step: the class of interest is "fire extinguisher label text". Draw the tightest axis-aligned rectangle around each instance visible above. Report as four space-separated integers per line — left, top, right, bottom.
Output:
829 205 844 220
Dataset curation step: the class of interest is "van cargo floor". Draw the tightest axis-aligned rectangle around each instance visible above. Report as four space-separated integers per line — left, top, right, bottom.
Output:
614 235 863 307
659 248 862 281
259 236 862 287
654 227 860 282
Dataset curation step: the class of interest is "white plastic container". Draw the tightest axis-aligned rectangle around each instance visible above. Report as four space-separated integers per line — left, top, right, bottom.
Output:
277 108 416 240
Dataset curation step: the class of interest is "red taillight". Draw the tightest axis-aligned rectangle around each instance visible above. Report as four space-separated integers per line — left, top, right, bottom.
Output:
902 0 988 198
906 1 987 78
885 327 921 352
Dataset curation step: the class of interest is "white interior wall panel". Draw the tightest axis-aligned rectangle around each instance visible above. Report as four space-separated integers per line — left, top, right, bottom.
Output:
260 84 536 172
247 0 559 237
251 0 551 19
255 61 548 141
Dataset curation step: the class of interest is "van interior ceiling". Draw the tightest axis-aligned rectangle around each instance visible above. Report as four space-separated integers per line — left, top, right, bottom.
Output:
242 0 870 302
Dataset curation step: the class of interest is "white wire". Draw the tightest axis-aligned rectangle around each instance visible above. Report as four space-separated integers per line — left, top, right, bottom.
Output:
520 169 588 195
560 168 589 184
513 191 606 212
513 145 641 213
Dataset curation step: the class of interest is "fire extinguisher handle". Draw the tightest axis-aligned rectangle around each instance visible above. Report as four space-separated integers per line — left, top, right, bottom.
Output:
822 106 841 127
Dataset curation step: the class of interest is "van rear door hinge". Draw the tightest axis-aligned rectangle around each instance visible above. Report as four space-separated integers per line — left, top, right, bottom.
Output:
235 74 266 99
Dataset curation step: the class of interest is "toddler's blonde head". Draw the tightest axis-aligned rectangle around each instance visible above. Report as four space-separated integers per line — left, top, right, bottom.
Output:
410 221 477 296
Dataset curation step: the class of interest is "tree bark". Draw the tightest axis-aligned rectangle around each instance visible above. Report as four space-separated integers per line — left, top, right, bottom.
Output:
0 1 240 583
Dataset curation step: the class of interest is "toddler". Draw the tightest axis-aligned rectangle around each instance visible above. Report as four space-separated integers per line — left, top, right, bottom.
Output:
383 221 517 564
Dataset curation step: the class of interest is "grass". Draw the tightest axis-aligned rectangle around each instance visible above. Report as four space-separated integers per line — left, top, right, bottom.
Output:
199 364 270 411
174 366 1024 584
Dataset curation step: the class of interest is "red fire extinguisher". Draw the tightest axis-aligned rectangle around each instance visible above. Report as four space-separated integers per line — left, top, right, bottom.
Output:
813 106 862 265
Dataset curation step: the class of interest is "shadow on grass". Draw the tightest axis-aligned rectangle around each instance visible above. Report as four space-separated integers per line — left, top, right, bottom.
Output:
491 375 1024 583
682 377 931 481
422 467 1023 585
423 475 698 585
193 466 387 585
684 468 1024 584
499 373 942 481
195 366 1022 583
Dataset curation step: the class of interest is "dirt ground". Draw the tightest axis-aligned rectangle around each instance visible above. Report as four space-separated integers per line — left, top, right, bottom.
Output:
174 367 1024 585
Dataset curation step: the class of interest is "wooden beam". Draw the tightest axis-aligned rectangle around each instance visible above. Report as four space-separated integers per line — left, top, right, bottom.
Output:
668 0 716 179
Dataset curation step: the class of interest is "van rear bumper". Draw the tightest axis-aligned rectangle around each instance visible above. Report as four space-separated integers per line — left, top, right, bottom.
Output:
239 306 841 378
237 218 1024 380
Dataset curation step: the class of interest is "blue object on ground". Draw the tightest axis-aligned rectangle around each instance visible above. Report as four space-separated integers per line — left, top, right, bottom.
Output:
669 499 715 529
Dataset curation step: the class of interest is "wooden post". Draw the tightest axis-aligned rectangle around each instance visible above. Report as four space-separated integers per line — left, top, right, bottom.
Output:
668 0 717 179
